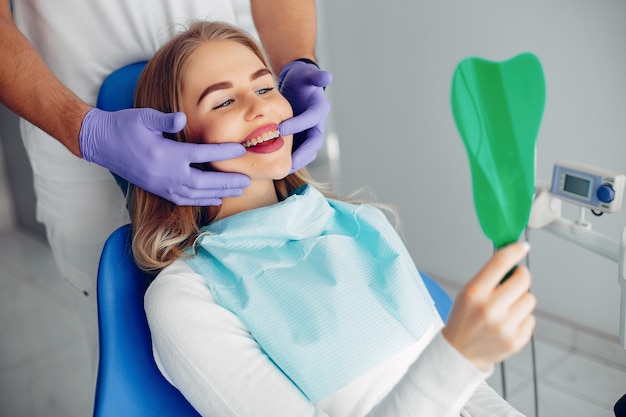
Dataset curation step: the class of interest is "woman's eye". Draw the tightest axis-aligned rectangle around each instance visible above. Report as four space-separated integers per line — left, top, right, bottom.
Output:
256 87 274 95
212 99 233 110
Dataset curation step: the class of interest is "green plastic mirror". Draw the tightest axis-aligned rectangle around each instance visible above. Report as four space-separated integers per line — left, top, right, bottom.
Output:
451 53 546 250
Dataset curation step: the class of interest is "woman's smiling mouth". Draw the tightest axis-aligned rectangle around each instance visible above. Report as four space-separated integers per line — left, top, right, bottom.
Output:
242 129 280 148
240 124 285 154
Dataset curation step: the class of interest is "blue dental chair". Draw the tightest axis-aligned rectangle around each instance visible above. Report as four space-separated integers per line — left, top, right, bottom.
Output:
93 224 201 417
92 63 453 416
93 61 200 416
96 61 147 112
94 225 453 416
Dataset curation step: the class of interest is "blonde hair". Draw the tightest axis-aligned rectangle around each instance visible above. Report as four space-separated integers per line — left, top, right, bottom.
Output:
129 21 333 273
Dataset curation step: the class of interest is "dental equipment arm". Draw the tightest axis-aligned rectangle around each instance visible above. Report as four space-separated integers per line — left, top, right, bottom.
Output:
251 0 333 172
529 164 626 348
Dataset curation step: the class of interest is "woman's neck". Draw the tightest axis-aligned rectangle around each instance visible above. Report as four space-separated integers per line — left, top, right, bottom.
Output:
214 179 279 221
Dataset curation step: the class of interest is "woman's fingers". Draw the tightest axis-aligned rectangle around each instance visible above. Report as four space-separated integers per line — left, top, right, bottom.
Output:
492 276 537 355
442 242 536 370
467 242 531 297
491 265 532 311
519 314 537 345
505 292 537 343
505 289 537 332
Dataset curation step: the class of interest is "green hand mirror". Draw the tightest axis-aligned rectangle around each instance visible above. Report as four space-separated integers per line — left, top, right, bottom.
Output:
451 53 546 250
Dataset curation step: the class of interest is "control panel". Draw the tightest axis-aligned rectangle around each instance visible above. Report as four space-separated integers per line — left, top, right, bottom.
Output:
550 161 624 213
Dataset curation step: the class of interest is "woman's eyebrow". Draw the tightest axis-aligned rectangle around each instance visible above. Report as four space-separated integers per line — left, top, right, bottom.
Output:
197 81 232 105
197 68 272 105
251 68 272 80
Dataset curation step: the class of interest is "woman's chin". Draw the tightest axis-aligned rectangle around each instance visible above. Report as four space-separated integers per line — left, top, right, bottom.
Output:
271 166 293 180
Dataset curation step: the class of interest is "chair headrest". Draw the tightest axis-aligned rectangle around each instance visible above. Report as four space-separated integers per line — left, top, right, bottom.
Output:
96 61 148 111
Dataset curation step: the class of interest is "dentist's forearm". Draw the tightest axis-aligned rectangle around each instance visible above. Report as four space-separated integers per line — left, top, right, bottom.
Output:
0 2 89 157
250 0 318 73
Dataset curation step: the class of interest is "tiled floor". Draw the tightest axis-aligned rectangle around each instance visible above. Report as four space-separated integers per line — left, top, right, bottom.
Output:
0 227 625 417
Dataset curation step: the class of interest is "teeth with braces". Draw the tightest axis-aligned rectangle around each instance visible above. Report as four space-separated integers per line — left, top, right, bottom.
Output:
242 130 279 148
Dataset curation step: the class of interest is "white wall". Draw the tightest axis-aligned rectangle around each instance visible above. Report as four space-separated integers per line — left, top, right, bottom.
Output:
320 0 626 339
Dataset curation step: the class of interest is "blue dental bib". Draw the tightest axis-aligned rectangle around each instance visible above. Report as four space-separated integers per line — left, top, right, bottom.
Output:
185 185 435 401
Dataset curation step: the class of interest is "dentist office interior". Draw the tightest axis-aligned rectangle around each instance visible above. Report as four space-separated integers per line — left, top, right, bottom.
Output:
1 0 626 415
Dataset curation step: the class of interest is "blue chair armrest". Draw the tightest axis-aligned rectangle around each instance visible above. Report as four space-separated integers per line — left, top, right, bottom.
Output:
419 271 453 323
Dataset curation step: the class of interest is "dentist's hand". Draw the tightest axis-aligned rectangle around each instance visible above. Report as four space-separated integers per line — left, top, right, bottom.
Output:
278 60 333 173
442 242 536 372
79 108 250 206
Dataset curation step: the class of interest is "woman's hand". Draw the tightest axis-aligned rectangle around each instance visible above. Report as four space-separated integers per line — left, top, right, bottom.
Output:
442 242 536 372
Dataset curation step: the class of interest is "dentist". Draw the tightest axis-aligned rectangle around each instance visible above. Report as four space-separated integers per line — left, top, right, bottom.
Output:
0 0 331 383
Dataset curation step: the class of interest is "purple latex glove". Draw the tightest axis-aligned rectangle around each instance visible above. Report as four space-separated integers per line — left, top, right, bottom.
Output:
79 108 250 206
278 60 333 173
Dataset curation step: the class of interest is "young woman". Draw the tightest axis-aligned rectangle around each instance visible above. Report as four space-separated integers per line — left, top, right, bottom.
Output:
131 21 535 417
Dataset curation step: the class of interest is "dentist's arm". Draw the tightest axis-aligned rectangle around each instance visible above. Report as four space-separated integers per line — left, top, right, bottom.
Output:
251 0 317 73
0 0 87 156
0 1 249 206
251 0 332 172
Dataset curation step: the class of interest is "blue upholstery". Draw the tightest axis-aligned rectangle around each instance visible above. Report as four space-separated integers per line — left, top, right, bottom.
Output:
96 61 147 112
93 225 201 417
422 271 453 323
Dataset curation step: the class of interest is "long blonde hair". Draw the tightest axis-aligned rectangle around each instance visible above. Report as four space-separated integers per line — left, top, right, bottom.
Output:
129 21 329 273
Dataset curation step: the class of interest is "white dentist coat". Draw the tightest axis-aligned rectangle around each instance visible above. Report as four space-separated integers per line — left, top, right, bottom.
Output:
11 0 237 379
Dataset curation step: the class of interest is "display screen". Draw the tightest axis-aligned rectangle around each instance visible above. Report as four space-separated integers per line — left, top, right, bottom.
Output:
564 174 591 198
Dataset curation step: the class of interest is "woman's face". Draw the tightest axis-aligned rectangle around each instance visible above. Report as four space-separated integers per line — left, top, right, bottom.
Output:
182 39 294 181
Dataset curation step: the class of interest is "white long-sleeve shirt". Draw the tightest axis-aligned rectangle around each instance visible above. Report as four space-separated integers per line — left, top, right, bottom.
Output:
145 259 526 417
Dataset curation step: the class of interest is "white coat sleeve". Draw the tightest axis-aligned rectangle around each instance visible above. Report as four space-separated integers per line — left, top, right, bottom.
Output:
145 260 525 417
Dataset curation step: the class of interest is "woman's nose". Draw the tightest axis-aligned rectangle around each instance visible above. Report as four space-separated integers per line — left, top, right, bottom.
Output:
244 93 270 121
